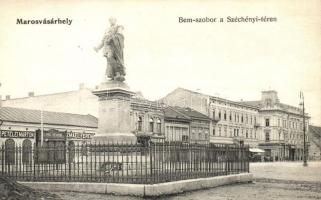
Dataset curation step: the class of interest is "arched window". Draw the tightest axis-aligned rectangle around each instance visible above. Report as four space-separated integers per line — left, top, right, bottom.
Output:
81 141 88 156
55 142 66 163
22 139 32 164
68 141 75 163
149 118 154 132
5 139 15 164
138 116 143 131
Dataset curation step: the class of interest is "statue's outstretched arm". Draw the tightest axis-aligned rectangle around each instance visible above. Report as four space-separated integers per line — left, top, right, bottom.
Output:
94 34 106 52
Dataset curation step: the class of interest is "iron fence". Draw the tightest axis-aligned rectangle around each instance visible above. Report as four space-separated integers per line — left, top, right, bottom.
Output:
0 142 249 184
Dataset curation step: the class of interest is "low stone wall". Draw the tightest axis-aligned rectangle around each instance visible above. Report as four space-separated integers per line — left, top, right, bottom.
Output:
19 173 253 197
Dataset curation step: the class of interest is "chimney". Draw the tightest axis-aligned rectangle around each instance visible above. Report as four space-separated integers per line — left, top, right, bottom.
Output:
28 91 34 97
5 95 10 100
79 83 85 90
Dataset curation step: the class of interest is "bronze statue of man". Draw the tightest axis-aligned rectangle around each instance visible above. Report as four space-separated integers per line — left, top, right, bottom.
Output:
94 18 126 82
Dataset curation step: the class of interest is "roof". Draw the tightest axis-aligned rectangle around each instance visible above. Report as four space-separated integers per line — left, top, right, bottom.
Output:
0 107 98 128
171 106 210 121
239 101 305 116
238 101 261 108
164 107 191 122
168 87 259 110
309 125 321 137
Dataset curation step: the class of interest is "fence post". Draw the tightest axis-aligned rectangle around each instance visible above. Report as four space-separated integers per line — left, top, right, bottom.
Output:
149 141 153 184
1 145 4 176
225 145 228 175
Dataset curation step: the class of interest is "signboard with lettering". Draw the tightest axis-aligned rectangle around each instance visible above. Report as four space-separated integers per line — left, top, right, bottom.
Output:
43 129 66 140
0 130 35 138
67 131 94 139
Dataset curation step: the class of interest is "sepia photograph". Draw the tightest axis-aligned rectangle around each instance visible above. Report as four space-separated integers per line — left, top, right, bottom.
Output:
0 0 320 199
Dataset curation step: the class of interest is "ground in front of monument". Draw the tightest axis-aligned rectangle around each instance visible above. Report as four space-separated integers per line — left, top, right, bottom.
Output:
50 161 321 200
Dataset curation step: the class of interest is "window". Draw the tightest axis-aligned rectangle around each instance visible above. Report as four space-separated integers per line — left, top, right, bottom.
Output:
182 135 189 143
22 139 32 164
265 131 270 141
156 119 161 133
212 128 215 136
246 130 248 138
241 115 244 123
149 118 154 132
224 111 227 120
266 99 272 107
212 111 215 119
229 114 232 121
138 117 143 131
265 118 270 127
5 139 15 164
218 127 221 136
218 111 221 119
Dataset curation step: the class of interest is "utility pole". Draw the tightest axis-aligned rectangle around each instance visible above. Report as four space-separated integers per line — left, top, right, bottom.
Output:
300 91 308 167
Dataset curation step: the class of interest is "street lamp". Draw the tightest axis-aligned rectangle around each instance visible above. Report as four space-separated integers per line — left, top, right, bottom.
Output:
299 91 308 167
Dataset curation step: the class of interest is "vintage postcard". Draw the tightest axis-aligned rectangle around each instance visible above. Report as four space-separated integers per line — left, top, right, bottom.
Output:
0 0 320 199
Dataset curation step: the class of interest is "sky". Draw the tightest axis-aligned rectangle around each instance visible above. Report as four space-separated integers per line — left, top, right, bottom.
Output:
0 0 320 125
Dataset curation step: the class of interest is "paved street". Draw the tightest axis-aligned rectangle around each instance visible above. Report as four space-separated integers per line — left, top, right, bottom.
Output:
51 161 321 200
250 161 321 183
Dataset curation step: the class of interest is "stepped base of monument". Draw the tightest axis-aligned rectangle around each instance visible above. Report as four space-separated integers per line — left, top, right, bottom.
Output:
92 133 137 144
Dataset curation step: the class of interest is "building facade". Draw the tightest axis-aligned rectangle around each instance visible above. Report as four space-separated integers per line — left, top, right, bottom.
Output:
240 90 309 161
0 106 97 147
160 88 260 147
130 97 165 144
161 88 310 161
1 86 312 160
308 125 321 160
164 106 211 144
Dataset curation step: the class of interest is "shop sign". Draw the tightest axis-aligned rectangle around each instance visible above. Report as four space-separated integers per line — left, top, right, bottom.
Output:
0 130 34 138
44 129 66 140
67 131 94 139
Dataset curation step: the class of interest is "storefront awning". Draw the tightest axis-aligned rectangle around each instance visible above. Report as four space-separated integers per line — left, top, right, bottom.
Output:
249 148 265 153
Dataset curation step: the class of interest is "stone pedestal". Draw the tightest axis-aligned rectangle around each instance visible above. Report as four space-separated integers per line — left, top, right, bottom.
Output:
92 81 137 143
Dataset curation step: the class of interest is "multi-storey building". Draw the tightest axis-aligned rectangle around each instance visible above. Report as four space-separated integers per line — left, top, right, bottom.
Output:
239 90 309 161
308 125 321 160
161 88 310 161
160 88 260 147
164 106 211 144
130 97 165 144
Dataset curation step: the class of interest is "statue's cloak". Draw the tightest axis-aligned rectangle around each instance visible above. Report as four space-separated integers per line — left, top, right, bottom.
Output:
109 33 125 76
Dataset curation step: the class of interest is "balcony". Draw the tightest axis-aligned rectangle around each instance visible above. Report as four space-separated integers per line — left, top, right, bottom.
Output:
254 123 260 128
212 116 220 123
